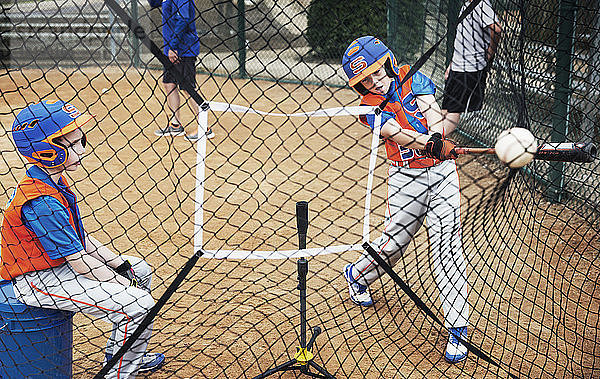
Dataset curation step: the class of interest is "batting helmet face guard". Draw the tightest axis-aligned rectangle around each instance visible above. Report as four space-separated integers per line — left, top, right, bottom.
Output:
11 100 93 168
341 36 400 95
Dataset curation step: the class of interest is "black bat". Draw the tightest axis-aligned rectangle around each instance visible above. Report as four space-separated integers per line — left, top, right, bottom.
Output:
455 142 597 163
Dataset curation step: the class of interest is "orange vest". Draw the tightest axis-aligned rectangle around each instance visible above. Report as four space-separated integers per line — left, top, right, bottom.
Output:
0 176 80 280
360 65 439 168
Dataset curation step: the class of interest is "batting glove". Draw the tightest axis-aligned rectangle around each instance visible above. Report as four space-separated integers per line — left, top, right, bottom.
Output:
425 133 458 161
115 260 139 287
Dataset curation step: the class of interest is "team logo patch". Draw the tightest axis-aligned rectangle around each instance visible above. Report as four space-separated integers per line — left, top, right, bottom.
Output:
350 56 367 75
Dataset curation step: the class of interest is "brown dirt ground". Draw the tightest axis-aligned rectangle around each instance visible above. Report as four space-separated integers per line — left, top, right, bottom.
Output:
1 67 599 378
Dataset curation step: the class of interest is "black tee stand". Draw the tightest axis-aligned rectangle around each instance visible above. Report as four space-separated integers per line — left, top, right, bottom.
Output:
253 202 335 379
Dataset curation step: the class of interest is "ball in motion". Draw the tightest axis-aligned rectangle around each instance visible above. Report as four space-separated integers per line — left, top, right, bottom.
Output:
494 128 538 168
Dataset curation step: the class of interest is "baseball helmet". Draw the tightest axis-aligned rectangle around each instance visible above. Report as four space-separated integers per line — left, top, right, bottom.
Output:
11 100 93 168
341 36 400 95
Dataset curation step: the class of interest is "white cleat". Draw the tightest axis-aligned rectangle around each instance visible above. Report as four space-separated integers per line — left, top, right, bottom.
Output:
343 264 373 307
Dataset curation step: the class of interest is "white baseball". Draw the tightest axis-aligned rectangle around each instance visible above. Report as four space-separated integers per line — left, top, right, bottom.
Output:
494 128 538 168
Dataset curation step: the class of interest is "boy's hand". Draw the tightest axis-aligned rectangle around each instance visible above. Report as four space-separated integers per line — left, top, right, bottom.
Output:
425 133 458 161
115 260 139 287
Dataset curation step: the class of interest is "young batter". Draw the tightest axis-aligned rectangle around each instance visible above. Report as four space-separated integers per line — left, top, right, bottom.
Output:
341 36 470 363
1 100 164 377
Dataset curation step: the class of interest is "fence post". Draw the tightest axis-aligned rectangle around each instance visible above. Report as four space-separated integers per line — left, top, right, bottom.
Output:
0 0 10 68
237 0 246 79
387 0 399 55
579 6 600 141
548 0 577 203
131 0 141 68
445 0 460 67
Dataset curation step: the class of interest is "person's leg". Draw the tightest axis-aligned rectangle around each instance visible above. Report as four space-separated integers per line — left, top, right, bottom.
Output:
14 265 156 378
442 110 461 135
441 70 468 134
165 82 181 125
156 64 185 136
180 57 215 140
426 161 468 328
425 160 469 363
345 166 428 306
105 255 153 357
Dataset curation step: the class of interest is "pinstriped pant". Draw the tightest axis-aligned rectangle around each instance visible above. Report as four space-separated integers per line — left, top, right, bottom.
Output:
353 160 469 328
13 255 154 379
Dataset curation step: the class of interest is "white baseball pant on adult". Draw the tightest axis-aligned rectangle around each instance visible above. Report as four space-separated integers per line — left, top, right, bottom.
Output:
353 160 469 328
13 255 154 379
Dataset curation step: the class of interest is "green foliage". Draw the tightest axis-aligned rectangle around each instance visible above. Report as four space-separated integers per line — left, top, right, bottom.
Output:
523 0 598 48
523 0 559 46
306 0 387 61
306 0 426 63
387 0 425 63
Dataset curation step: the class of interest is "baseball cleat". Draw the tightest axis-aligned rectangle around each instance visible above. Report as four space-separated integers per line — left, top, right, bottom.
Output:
155 124 185 136
138 352 166 373
343 263 373 307
105 352 166 373
185 128 215 141
445 326 468 363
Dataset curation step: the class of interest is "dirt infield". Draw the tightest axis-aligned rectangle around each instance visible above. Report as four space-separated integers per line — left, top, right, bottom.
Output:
1 67 599 378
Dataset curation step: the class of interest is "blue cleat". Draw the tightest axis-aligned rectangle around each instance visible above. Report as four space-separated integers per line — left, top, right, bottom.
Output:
343 263 373 307
105 352 166 374
445 326 468 363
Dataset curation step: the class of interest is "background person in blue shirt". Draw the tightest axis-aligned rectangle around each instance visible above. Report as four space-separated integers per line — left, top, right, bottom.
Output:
149 0 214 139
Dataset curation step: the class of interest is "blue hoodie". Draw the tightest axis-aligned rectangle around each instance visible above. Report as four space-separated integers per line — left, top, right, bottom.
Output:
149 0 200 57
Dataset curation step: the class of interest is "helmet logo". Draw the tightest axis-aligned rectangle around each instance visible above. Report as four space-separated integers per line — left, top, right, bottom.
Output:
350 56 367 75
62 103 81 119
12 119 39 132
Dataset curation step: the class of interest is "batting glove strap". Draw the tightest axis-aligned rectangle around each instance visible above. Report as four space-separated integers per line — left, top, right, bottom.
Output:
115 260 139 287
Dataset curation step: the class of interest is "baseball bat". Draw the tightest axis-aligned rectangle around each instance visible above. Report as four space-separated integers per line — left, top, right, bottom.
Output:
296 201 308 250
455 142 597 163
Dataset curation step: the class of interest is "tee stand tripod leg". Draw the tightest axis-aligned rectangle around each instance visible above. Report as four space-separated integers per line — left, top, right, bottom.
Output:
253 259 335 379
252 202 335 379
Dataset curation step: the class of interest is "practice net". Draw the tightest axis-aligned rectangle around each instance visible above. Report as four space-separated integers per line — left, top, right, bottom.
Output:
0 0 599 378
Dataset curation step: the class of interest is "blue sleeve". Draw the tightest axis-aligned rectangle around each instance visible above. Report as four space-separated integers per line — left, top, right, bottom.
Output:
148 0 162 8
21 197 83 260
411 71 436 95
173 0 195 52
360 111 396 130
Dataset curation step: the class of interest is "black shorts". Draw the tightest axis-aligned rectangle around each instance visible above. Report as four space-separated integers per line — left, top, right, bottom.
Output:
442 69 488 113
163 56 197 90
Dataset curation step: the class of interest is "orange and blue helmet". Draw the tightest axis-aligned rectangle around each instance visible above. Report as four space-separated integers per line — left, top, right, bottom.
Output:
11 100 93 168
341 36 400 95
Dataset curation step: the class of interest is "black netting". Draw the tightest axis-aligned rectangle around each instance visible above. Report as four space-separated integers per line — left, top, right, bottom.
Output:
0 0 599 378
